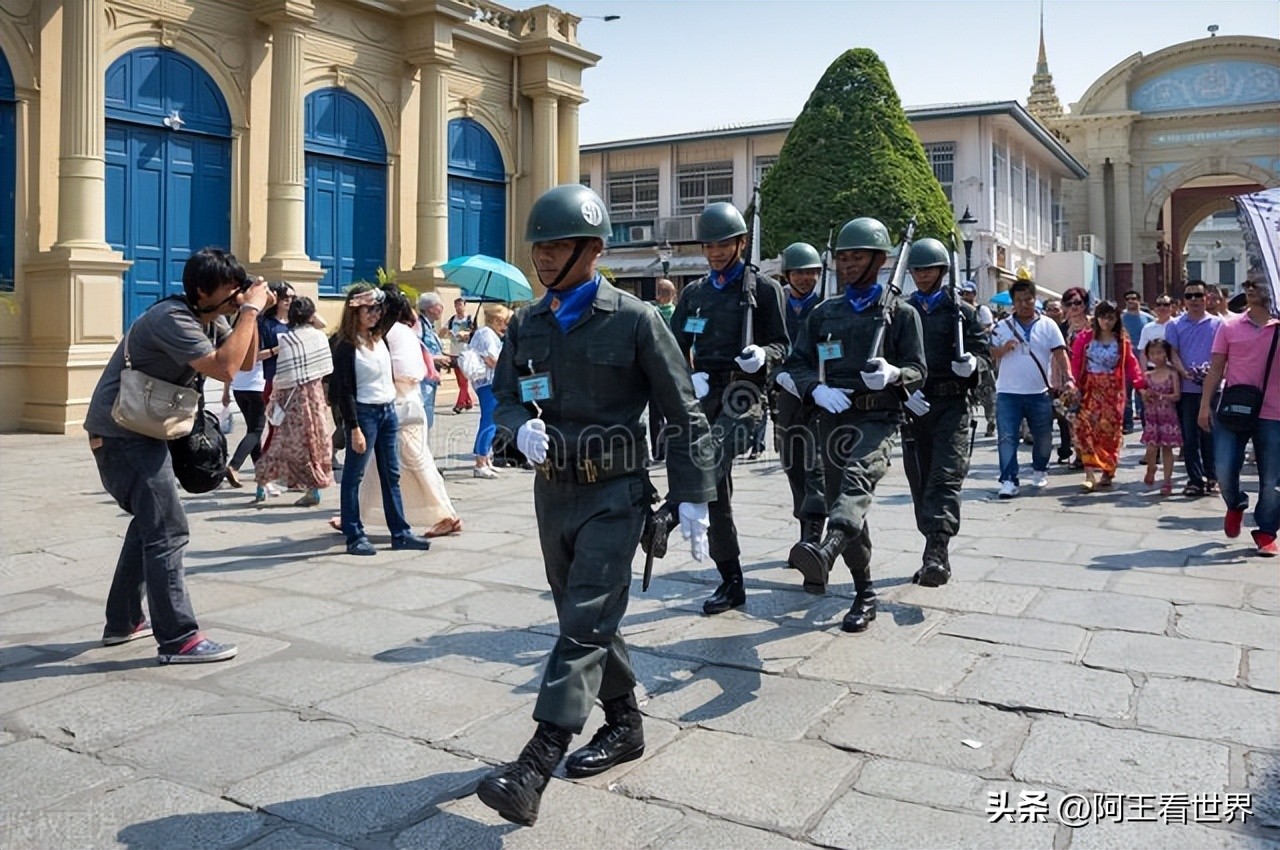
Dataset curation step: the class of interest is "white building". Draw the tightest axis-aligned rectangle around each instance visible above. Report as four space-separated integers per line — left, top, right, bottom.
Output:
578 100 1087 301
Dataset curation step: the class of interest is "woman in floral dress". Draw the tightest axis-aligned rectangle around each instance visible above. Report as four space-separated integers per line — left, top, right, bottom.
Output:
1070 300 1147 491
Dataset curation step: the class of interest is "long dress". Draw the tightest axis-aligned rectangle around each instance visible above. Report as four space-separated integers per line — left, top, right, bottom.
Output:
1140 370 1183 448
1070 331 1146 477
360 322 461 536
255 326 334 490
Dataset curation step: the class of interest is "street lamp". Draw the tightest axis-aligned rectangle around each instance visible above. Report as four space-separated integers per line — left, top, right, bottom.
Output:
957 206 978 287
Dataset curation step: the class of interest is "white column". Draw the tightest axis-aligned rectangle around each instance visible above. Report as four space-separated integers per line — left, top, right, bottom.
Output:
55 0 108 249
557 98 579 184
416 62 449 269
264 20 308 260
531 94 558 195
1112 159 1132 264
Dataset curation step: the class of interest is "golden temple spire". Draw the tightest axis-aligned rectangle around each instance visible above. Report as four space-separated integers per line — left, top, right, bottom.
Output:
1028 0 1063 123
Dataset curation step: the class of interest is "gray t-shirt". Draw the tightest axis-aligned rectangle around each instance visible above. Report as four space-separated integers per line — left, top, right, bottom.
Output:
84 299 226 438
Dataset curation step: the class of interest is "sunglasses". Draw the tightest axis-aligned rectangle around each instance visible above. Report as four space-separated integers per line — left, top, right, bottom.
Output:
357 304 384 313
1064 299 1083 307
1156 301 1173 307
1185 293 1206 299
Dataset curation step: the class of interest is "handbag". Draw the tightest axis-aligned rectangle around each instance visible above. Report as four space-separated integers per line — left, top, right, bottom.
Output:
1215 326 1279 434
266 387 297 427
457 347 489 384
394 393 425 426
168 384 228 493
1008 317 1071 419
110 306 201 440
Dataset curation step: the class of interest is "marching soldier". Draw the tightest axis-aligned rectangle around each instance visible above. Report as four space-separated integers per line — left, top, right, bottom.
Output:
899 238 989 587
772 243 828 565
785 217 926 632
477 185 717 827
669 202 790 615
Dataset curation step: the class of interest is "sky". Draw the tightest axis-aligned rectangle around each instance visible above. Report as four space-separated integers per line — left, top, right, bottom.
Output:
509 0 1280 144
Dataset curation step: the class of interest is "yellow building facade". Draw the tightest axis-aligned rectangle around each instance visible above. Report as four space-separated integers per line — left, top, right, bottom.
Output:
0 0 596 433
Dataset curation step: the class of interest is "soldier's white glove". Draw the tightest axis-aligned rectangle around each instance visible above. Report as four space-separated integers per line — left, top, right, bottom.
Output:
775 371 801 399
812 384 852 414
951 353 978 379
678 502 710 562
516 419 549 464
904 390 931 417
860 357 901 391
690 372 710 399
734 345 767 374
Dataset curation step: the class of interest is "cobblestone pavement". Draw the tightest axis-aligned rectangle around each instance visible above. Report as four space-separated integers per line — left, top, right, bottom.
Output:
2 408 1278 849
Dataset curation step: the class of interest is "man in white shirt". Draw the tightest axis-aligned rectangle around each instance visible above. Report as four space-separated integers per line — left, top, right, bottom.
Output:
1137 294 1175 355
989 279 1076 498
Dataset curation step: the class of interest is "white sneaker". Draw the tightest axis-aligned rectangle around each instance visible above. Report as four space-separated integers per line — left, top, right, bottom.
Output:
1031 471 1049 488
998 481 1019 499
473 466 499 479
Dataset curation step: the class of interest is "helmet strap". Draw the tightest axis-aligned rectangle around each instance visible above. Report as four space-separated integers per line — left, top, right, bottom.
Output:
852 253 887 288
545 238 591 290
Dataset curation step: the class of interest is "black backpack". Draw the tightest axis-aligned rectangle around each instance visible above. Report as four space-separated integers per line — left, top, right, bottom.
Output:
168 379 227 494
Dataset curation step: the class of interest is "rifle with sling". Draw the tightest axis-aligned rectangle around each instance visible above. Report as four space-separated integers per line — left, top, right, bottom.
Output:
862 216 917 372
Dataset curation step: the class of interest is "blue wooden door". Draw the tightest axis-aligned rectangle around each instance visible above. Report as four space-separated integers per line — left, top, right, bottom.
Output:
104 48 231 325
0 48 16 292
447 118 506 261
304 88 387 294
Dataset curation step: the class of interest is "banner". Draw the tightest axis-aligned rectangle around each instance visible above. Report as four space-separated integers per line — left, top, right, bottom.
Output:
1235 187 1280 318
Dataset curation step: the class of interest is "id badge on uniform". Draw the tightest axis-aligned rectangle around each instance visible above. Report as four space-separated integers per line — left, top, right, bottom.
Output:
817 340 844 362
519 372 554 403
683 316 707 334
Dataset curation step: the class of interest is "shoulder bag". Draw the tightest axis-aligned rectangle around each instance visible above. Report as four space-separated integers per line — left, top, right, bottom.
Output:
1215 325 1280 434
111 301 202 440
1008 317 1072 420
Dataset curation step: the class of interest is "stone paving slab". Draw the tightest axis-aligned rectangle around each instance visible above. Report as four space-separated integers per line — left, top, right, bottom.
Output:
809 791 1058 849
1247 649 1279 693
956 656 1135 720
1022 588 1173 633
937 612 1089 654
1082 630 1241 683
1175 603 1280 649
818 690 1032 773
616 728 860 833
1136 677 1280 749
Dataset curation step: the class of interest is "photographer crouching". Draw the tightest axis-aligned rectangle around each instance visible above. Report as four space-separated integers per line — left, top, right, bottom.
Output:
83 247 273 664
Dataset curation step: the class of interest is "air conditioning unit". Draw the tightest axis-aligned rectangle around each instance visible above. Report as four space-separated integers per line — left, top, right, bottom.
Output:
1077 234 1100 255
628 225 654 243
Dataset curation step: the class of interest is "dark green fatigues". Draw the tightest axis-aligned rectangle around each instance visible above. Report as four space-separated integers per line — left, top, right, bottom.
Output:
669 267 789 566
785 291 926 572
775 286 825 520
493 280 717 734
900 294 991 538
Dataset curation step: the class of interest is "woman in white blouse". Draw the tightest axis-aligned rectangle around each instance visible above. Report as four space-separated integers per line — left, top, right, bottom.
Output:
359 287 462 536
470 304 511 479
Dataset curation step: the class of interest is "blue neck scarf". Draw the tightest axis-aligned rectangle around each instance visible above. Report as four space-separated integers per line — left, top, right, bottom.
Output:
910 288 947 315
788 290 819 315
710 261 745 290
846 284 883 314
543 275 601 332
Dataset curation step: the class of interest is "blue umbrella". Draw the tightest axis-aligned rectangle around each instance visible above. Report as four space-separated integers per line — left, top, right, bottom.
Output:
440 255 533 304
990 290 1013 306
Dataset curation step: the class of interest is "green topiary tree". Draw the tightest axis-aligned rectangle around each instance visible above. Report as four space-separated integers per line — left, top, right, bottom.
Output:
760 48 955 258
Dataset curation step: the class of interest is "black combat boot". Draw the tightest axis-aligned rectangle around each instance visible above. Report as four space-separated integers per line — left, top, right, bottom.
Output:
786 518 826 570
476 721 573 827
912 534 952 587
789 527 849 595
841 547 878 633
564 692 645 778
703 559 746 615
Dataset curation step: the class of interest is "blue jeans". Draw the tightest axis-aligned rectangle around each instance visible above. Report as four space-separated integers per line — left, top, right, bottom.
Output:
91 435 200 651
1214 418 1280 536
340 402 411 545
473 383 498 457
997 392 1054 485
1178 393 1217 488
420 380 438 430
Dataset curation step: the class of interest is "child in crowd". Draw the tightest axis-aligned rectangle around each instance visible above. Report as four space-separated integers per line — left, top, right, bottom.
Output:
1141 339 1182 495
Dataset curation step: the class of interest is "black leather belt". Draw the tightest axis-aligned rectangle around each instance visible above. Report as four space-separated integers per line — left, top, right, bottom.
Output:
924 379 970 397
535 452 643 485
849 391 901 411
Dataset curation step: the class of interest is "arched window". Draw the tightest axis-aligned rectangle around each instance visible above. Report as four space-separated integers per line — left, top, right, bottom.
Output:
448 118 506 260
104 48 232 324
304 88 388 294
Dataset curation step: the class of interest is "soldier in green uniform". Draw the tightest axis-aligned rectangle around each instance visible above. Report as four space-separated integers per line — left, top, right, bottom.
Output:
476 185 717 827
771 243 828 566
785 217 926 632
669 202 790 615
899 238 990 587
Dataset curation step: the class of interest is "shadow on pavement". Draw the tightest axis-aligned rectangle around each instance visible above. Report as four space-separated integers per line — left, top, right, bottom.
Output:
1084 540 1230 571
185 536 340 576
0 639 156 680
115 771 504 849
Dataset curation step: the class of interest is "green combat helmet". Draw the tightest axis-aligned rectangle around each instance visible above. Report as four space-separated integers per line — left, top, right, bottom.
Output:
697 202 748 243
781 242 822 272
526 184 612 244
907 237 950 269
835 217 892 252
